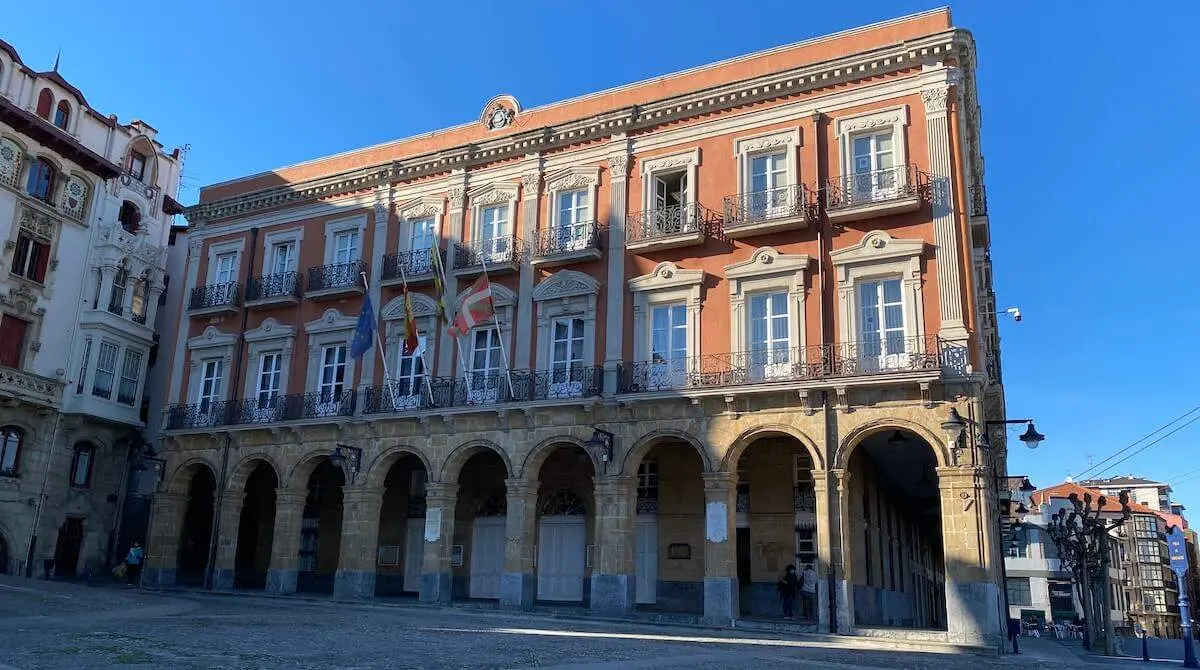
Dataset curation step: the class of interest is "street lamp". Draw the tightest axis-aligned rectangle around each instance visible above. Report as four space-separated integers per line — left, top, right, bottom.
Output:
940 407 1046 453
330 444 363 484
585 429 614 474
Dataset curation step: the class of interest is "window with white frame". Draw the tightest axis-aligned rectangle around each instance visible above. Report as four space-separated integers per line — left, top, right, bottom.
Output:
479 205 510 262
850 130 897 201
637 459 659 513
748 152 788 218
108 268 128 314
648 303 687 389
70 442 93 488
549 317 585 397
197 359 224 412
650 171 689 233
747 292 790 379
857 278 907 370
92 342 119 399
392 334 426 406
214 252 238 284
257 353 282 406
555 190 590 251
468 328 503 404
117 349 142 406
629 262 704 390
271 242 297 275
333 231 359 265
318 345 347 401
410 217 436 252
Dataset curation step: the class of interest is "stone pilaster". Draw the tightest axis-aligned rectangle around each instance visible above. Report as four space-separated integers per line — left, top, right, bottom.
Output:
590 475 636 615
922 80 968 343
334 486 384 599
515 166 541 370
212 495 243 590
265 490 306 594
143 492 187 586
436 177 466 377
145 282 165 326
936 466 1001 648
168 236 203 404
603 141 630 394
831 469 854 633
362 195 390 388
500 479 538 609
701 471 737 623
419 483 458 603
812 470 833 632
98 266 117 311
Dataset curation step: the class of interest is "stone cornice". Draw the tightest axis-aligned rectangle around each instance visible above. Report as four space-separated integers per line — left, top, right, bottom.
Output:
185 30 965 224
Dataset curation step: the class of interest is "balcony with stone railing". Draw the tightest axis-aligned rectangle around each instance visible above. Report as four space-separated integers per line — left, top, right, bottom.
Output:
0 365 64 409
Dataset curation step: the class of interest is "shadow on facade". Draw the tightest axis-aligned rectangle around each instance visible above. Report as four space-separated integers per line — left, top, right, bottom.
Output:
297 458 343 594
233 462 277 589
375 454 427 597
177 465 215 586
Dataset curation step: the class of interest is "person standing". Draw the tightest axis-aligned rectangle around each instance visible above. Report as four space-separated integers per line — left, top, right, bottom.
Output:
777 565 799 620
800 564 818 620
124 542 144 585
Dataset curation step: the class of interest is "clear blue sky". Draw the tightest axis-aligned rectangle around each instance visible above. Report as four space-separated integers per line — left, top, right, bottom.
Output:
6 1 1197 507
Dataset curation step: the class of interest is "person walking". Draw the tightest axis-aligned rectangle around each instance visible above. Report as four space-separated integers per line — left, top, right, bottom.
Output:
124 542 144 585
777 565 799 620
799 564 818 620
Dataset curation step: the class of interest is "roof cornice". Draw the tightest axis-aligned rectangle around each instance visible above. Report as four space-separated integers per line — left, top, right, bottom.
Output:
186 29 966 224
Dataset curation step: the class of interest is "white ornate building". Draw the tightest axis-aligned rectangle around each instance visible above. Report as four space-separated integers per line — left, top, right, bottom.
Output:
0 39 184 577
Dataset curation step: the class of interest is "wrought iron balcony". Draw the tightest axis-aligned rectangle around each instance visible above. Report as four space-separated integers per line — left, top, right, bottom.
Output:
0 364 64 408
187 281 241 316
132 311 148 325
617 336 943 394
722 184 810 237
381 248 440 286
164 390 358 430
825 164 925 223
626 203 713 252
969 184 988 218
361 365 603 415
453 235 525 274
531 221 602 267
245 271 303 307
306 260 367 299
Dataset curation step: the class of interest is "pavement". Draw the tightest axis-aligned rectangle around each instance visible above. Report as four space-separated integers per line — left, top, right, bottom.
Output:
0 575 1165 669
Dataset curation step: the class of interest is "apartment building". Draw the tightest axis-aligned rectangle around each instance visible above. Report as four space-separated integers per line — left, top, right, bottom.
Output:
149 9 1009 647
0 40 183 578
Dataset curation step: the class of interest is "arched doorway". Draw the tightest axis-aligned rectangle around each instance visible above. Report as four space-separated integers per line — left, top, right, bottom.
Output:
629 439 706 614
177 466 216 586
234 462 277 589
734 436 819 619
455 450 508 601
534 446 594 604
375 454 428 597
847 429 946 630
297 458 344 594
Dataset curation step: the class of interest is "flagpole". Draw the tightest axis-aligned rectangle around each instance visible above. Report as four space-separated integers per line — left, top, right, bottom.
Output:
398 261 435 407
361 271 398 413
476 242 517 401
431 242 475 402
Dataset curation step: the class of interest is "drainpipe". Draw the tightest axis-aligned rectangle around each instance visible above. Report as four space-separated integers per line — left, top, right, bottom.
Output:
24 411 62 577
203 227 258 590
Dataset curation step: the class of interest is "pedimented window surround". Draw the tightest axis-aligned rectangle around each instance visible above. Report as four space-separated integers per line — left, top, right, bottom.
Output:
724 247 810 353
733 128 801 195
323 214 367 264
241 318 296 399
185 326 237 402
303 308 360 392
543 167 601 230
834 105 909 176
381 291 439 372
628 261 705 362
828 230 925 345
261 227 303 272
467 183 520 243
453 282 516 374
397 196 445 252
532 270 600 370
639 148 700 211
205 239 244 284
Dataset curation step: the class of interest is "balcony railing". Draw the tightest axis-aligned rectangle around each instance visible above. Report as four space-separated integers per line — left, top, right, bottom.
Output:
626 203 712 246
165 391 358 430
825 164 924 212
362 365 603 415
307 260 367 295
453 235 526 271
969 184 988 217
0 365 65 408
382 248 440 282
132 311 148 325
722 184 809 230
119 170 159 201
246 271 302 303
188 282 241 312
533 221 601 258
618 336 943 393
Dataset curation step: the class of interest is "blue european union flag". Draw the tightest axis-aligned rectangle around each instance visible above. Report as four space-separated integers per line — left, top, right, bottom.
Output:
350 294 375 359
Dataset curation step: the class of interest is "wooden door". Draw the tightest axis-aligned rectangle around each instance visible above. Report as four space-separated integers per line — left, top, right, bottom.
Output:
536 517 586 602
468 517 505 599
403 518 424 593
0 315 28 368
635 517 658 605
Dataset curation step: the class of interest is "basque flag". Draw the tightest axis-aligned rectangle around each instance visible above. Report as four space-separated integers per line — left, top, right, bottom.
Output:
350 294 376 359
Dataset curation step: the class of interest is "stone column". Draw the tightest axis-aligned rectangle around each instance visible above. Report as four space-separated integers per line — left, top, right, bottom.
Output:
265 490 306 594
590 475 636 615
333 485 384 599
212 495 243 590
702 471 737 623
98 266 117 310
603 142 630 394
831 469 855 633
144 492 187 586
515 168 540 370
921 80 969 344
500 479 538 609
145 281 165 326
937 466 1001 648
812 470 833 632
436 179 466 376
419 482 458 603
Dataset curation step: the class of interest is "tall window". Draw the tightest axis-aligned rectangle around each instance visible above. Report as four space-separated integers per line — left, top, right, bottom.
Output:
118 201 141 235
479 205 510 261
11 233 50 283
318 345 347 400
198 359 224 411
36 89 54 118
26 157 55 203
75 337 92 394
555 190 589 250
550 318 584 374
253 352 282 420
857 279 906 368
69 443 93 488
748 292 789 378
648 303 687 389
130 279 148 323
410 218 435 252
333 231 359 264
637 459 659 513
749 152 787 217
109 268 129 314
92 342 119 399
0 427 24 475
850 130 897 200
395 335 426 399
271 242 296 275
0 314 26 369
117 350 142 406
214 252 238 284
54 101 71 130
128 151 147 181
468 328 503 404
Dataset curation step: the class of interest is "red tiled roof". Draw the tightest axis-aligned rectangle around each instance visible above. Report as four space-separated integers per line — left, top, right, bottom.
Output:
1031 482 1155 515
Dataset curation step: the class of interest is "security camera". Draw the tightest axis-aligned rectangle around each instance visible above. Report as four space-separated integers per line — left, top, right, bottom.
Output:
1005 307 1022 322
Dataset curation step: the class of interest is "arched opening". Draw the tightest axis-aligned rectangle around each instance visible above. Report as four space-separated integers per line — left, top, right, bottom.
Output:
54 100 70 130
118 200 141 235
26 157 55 204
176 466 216 586
630 440 706 614
35 89 53 119
535 446 594 604
375 454 428 597
233 462 277 589
454 450 507 601
297 458 344 594
847 429 946 630
734 436 820 620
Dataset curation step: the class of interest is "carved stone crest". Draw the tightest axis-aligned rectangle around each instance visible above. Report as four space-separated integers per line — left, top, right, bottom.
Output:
485 104 514 131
